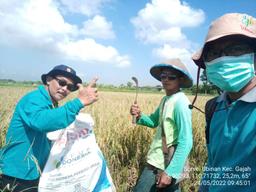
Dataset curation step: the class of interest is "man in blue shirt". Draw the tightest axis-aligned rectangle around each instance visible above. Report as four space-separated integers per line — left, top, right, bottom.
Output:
0 65 98 191
192 13 256 192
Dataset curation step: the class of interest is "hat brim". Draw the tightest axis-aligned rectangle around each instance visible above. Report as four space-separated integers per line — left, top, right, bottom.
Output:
41 70 82 91
150 64 193 88
192 34 256 69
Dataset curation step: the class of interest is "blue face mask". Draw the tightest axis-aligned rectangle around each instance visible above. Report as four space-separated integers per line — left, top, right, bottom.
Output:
205 53 255 92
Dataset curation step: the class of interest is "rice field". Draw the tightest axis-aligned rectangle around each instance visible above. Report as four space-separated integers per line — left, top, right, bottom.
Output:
0 86 213 191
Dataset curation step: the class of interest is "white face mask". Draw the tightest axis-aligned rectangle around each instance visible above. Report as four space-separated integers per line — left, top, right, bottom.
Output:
205 53 255 92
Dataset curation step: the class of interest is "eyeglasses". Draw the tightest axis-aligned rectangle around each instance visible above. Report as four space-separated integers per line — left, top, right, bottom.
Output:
204 43 255 62
54 77 76 92
160 74 178 81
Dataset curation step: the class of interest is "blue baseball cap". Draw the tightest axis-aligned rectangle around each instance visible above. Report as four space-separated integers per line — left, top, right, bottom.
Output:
41 65 82 91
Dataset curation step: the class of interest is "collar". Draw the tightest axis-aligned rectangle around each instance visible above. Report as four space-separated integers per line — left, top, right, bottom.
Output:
238 86 256 102
217 86 256 103
38 85 55 107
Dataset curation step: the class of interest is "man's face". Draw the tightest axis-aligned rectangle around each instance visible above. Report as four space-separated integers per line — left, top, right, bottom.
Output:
46 75 75 102
203 38 256 93
160 69 181 92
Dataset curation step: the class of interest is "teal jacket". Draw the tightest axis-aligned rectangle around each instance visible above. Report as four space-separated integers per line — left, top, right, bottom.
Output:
0 85 84 180
200 89 256 192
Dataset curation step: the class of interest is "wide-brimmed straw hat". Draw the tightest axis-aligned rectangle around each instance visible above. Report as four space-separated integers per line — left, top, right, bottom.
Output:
150 58 193 88
41 65 82 91
192 13 256 69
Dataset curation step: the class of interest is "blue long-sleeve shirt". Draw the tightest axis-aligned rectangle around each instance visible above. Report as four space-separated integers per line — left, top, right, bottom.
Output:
199 89 256 192
0 85 84 180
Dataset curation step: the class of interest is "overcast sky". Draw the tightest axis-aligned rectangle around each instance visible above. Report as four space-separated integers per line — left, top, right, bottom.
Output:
0 0 255 86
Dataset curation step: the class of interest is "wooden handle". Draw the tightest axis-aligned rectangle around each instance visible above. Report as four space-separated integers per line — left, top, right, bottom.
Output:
132 100 137 124
132 115 137 124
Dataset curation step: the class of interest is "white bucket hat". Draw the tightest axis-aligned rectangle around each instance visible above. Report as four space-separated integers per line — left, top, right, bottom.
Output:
150 58 193 88
192 13 256 68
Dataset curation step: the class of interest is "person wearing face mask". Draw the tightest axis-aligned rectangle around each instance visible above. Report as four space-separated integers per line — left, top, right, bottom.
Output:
192 13 256 192
130 59 193 192
0 65 99 191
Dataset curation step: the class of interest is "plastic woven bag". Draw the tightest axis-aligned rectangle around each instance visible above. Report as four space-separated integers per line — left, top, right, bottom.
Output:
38 113 115 192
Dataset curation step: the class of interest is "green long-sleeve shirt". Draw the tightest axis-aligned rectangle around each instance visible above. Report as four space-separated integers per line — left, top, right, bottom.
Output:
0 85 84 180
137 91 193 179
